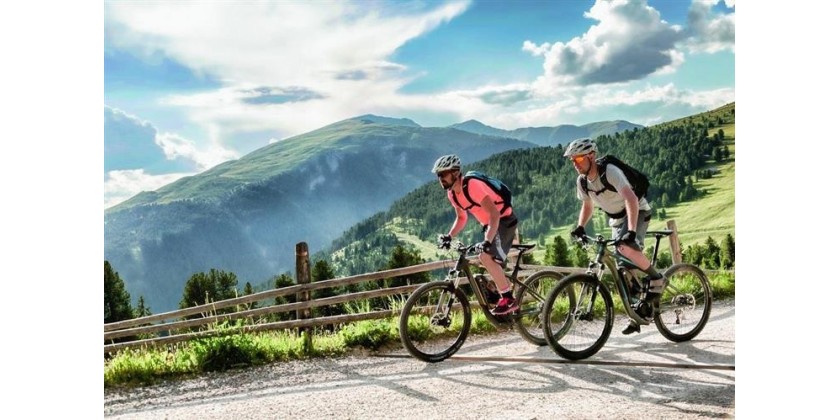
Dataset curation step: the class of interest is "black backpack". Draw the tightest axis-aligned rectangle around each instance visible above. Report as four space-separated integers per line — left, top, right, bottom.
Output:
580 155 649 199
451 170 513 213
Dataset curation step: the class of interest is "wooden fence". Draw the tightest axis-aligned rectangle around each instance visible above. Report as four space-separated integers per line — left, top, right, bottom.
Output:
104 220 690 354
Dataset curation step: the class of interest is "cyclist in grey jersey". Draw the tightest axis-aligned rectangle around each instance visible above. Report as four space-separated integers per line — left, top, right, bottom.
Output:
565 138 663 335
576 164 652 222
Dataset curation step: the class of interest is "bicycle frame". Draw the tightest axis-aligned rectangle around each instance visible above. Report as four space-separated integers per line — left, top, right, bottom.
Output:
581 230 672 326
439 242 534 329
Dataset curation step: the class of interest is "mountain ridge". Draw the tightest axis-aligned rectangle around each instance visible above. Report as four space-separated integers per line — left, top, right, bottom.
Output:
449 119 644 147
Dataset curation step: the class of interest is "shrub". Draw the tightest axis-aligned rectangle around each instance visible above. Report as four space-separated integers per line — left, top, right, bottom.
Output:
339 319 396 349
192 333 268 372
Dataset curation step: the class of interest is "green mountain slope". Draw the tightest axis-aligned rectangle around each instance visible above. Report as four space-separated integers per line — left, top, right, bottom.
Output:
319 103 735 275
105 116 537 312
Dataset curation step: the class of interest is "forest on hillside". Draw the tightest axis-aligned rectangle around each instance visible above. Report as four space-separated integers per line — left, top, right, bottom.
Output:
319 104 734 276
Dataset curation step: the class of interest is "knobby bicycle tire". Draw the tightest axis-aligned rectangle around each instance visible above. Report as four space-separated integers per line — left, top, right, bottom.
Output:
653 263 712 342
399 281 472 363
542 274 614 360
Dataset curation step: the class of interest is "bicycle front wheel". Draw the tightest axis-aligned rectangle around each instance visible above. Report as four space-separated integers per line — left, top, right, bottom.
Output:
513 270 564 346
542 274 613 360
653 263 712 342
399 281 472 363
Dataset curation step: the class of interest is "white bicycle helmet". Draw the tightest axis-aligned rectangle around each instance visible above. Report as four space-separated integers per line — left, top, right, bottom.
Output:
563 138 598 157
431 154 461 173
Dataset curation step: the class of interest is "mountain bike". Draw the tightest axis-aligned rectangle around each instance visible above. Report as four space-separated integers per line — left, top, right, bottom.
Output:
399 241 561 362
541 230 712 360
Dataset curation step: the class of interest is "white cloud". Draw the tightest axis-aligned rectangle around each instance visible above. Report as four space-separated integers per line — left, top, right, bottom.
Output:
581 83 735 109
525 0 684 89
104 169 196 209
106 1 468 87
105 106 202 175
522 40 551 57
582 83 680 107
106 1 471 141
684 0 736 53
155 132 238 170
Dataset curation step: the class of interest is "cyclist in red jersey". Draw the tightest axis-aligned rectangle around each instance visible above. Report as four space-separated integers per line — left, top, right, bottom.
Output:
432 154 520 315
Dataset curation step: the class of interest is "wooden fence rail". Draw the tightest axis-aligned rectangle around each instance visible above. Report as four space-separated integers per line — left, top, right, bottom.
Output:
105 220 718 354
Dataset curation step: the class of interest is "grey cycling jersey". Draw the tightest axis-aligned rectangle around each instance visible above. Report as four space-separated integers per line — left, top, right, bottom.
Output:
575 163 651 217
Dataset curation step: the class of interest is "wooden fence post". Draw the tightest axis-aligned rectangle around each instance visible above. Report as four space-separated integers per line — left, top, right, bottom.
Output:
296 242 313 353
666 219 683 264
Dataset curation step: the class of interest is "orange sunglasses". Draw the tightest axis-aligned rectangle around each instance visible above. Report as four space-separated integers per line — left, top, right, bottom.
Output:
571 154 588 164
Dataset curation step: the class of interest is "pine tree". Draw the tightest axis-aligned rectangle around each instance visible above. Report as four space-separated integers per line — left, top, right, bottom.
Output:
210 268 238 302
311 259 342 318
702 236 721 269
571 244 589 267
242 282 256 310
273 273 296 321
104 261 134 324
544 235 572 267
180 272 213 311
134 296 152 318
179 269 239 315
720 234 735 269
383 244 429 288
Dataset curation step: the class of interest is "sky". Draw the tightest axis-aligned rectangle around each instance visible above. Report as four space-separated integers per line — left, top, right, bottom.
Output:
104 0 736 209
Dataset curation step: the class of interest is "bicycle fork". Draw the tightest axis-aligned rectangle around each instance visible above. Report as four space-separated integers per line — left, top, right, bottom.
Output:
430 284 458 327
573 282 598 322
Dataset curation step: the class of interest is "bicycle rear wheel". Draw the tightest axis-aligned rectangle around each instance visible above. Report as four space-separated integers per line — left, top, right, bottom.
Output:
513 270 564 346
653 263 712 342
399 281 472 362
542 274 613 360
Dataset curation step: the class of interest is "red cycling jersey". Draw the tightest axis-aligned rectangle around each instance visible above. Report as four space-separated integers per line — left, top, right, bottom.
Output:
447 178 513 225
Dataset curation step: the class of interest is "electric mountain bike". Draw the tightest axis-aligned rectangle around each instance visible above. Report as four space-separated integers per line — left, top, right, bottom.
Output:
398 241 561 363
541 230 712 360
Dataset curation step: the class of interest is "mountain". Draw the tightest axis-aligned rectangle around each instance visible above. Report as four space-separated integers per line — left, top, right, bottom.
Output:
448 120 510 138
105 115 536 312
354 114 421 127
449 119 644 147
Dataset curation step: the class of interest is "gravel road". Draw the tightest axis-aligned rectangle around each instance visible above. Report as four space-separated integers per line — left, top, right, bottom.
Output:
105 300 735 419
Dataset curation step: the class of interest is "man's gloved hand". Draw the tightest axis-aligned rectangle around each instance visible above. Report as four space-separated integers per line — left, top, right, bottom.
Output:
476 240 493 253
438 234 452 250
571 225 587 243
617 230 637 246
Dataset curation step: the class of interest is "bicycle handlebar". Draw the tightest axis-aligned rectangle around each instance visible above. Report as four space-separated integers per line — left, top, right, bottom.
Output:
574 234 618 247
442 241 482 255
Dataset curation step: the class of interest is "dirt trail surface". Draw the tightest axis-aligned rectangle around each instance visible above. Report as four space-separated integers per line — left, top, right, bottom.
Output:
105 300 735 419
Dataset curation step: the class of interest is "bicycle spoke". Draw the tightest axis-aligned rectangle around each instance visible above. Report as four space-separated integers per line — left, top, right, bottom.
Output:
543 274 613 360
513 271 563 346
654 264 712 342
399 282 471 362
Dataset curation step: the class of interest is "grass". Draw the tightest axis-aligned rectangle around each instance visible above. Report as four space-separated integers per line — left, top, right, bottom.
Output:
105 294 497 388
104 330 346 388
106 271 733 388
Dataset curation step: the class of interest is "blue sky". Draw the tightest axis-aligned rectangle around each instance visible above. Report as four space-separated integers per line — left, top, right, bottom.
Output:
104 0 735 208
